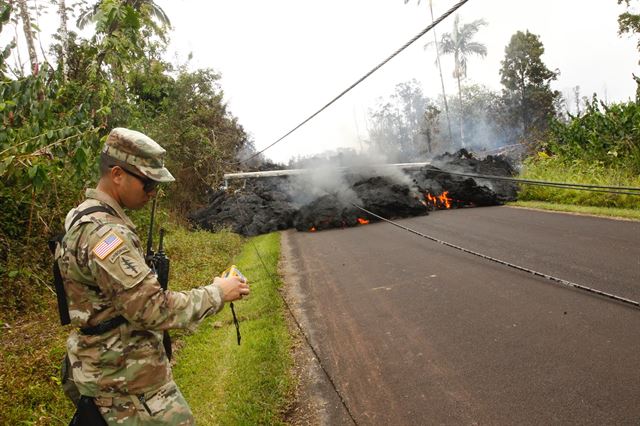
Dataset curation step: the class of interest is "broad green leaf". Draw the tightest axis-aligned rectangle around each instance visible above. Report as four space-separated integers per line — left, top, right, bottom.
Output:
33 166 48 189
74 146 87 167
28 164 38 178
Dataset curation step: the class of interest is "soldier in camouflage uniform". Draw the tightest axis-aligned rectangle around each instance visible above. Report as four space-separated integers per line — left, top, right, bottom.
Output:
57 127 250 425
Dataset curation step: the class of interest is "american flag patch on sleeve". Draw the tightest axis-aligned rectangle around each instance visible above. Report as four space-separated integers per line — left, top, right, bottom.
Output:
92 231 124 260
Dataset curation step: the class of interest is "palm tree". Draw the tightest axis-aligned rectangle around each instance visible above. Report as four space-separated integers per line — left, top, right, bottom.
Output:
439 14 487 147
76 0 171 71
426 0 454 144
76 0 171 29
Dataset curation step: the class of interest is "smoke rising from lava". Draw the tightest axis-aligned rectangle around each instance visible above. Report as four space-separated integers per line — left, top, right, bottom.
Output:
286 146 425 208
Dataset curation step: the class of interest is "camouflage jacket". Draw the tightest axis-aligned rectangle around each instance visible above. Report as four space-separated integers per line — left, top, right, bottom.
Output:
58 188 224 397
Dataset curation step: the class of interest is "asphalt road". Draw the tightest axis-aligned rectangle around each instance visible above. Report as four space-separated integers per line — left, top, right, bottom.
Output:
281 206 640 425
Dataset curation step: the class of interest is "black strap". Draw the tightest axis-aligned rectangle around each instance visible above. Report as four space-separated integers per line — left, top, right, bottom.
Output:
68 205 117 230
52 205 117 326
163 330 172 360
80 315 128 335
53 261 72 325
230 302 241 345
69 395 108 426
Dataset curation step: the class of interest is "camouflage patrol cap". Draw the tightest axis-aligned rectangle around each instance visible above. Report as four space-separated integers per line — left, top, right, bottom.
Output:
102 128 175 183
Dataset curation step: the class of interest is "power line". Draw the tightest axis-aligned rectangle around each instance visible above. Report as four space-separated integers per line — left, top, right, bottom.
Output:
351 202 640 310
233 0 472 166
250 237 359 425
224 168 636 421
223 162 640 196
424 168 640 196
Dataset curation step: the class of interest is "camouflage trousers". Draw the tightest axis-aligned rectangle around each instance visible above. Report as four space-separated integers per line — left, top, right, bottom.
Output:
94 380 195 425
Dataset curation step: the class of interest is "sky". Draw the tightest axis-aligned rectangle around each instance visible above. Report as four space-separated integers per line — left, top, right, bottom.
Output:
156 0 639 164
9 0 640 164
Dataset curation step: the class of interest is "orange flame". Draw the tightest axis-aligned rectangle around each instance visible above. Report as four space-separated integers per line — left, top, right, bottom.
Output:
309 226 316 232
438 191 452 209
424 191 453 209
357 218 370 225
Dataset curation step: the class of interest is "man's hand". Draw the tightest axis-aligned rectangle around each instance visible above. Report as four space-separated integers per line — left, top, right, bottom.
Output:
214 276 250 302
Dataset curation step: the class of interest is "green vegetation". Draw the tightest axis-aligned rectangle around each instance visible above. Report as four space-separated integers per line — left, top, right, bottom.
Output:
518 99 640 211
515 2 640 214
0 224 292 425
545 99 640 173
0 1 252 321
518 154 640 209
0 3 287 424
174 232 293 425
509 201 640 221
0 310 73 425
500 30 560 140
368 22 561 158
1 0 640 422
438 14 487 147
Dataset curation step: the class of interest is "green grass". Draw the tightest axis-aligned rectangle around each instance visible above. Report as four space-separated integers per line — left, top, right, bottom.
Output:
517 155 640 210
0 308 74 426
0 224 292 425
173 232 293 425
165 226 244 291
509 200 640 221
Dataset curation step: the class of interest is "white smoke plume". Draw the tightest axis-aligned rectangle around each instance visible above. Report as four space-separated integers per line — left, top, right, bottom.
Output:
286 145 424 207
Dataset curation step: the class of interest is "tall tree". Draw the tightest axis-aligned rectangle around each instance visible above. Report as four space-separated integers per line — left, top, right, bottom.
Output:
368 80 435 160
73 0 171 77
57 0 69 79
420 104 441 153
438 14 487 147
617 0 640 45
616 0 640 98
0 2 14 77
499 31 559 139
16 0 38 74
426 0 453 144
404 0 453 143
77 0 171 29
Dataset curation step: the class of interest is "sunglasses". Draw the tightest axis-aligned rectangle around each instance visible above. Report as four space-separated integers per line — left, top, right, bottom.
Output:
113 166 159 193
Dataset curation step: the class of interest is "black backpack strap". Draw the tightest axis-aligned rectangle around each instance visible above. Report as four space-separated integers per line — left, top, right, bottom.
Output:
52 205 117 326
53 259 72 325
67 205 117 231
79 315 127 335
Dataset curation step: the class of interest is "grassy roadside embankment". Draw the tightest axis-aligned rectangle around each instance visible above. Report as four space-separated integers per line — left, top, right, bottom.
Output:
172 231 294 425
512 156 640 220
509 200 640 221
0 225 293 425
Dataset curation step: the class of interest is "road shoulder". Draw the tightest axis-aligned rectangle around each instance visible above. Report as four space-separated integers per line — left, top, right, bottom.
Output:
507 201 640 221
280 230 353 426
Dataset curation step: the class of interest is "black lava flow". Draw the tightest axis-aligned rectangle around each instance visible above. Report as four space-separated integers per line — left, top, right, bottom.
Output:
189 150 518 236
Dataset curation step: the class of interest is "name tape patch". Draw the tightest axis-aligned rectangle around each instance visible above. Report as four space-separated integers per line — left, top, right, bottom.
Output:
92 231 124 260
